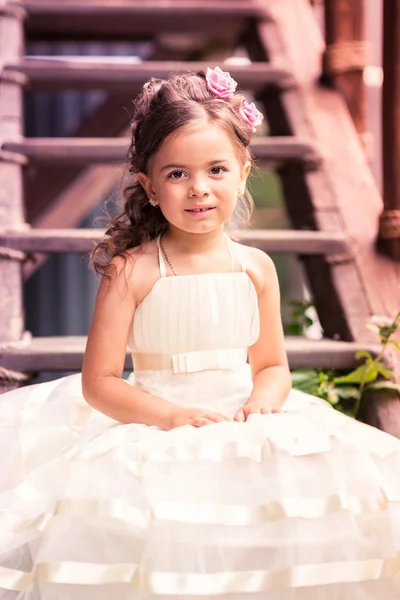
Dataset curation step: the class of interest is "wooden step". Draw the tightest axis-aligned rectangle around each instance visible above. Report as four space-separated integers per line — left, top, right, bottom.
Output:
6 59 295 92
0 336 380 373
0 229 348 256
2 137 321 167
22 1 267 40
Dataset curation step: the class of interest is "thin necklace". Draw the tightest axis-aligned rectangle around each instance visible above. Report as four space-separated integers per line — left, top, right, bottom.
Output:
159 234 179 276
159 233 234 276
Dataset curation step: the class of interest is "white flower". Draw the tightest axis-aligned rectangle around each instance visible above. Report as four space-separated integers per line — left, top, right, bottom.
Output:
365 315 396 334
370 315 394 327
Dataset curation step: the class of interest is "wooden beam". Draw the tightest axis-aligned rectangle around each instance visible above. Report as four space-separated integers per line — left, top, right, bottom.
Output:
323 0 367 139
24 93 133 224
0 3 26 391
246 3 400 350
0 335 380 372
20 1 267 41
377 1 400 259
22 41 246 227
6 59 295 92
3 136 322 167
243 15 364 344
0 228 349 255
22 45 219 278
22 164 122 280
253 0 400 436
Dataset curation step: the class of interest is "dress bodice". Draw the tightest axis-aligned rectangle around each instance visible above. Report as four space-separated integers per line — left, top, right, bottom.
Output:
127 234 260 413
129 234 260 360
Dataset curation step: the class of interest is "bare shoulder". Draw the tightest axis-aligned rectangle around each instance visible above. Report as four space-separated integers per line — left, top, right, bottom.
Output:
232 241 277 295
97 239 159 304
123 239 161 305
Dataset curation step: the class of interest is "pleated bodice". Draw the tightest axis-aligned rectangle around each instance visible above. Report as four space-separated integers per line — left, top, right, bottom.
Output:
129 234 260 358
126 233 261 411
130 272 260 356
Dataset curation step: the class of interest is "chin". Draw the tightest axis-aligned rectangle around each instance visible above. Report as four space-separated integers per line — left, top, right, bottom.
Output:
185 222 225 235
171 213 232 233
167 218 224 235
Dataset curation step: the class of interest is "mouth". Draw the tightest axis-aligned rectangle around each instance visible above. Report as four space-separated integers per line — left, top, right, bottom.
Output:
185 206 216 213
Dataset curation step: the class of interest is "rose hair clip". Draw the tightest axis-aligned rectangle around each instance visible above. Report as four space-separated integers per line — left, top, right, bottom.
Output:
205 66 264 133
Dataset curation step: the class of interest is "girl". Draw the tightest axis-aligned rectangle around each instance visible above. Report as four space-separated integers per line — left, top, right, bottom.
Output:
0 67 399 600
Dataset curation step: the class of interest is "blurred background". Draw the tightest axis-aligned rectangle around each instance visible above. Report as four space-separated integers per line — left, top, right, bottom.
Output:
2 0 398 402
23 1 384 367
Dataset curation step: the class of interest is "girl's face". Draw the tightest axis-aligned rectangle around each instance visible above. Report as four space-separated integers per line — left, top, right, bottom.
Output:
138 119 251 235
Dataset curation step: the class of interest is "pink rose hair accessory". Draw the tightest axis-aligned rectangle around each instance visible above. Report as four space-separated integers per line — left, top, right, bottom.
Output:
240 100 264 133
206 66 238 99
205 66 264 132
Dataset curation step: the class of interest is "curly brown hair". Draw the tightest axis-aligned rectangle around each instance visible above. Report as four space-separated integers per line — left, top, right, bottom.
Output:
90 70 256 277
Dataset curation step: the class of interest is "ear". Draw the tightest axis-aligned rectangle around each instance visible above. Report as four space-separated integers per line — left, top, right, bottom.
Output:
240 160 251 187
137 172 156 201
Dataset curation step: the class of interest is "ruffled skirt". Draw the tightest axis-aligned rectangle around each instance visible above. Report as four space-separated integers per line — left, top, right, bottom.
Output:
0 373 400 599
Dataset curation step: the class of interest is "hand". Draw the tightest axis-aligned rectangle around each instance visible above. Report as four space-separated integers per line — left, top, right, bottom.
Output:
167 406 230 430
233 400 283 422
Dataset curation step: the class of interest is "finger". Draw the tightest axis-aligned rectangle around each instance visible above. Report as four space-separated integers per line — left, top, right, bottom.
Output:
233 409 245 422
207 414 226 423
246 407 262 416
260 408 272 415
198 419 214 427
192 417 213 427
213 412 230 421
220 414 231 421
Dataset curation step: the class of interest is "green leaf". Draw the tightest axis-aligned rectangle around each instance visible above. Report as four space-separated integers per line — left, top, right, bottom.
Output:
284 323 303 336
333 364 378 385
291 311 304 319
355 350 373 362
291 370 320 394
375 363 394 379
318 371 330 383
365 381 400 392
389 340 400 352
335 385 361 401
313 388 329 401
291 369 319 383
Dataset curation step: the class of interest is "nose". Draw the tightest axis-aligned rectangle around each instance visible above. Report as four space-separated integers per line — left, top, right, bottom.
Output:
188 177 210 198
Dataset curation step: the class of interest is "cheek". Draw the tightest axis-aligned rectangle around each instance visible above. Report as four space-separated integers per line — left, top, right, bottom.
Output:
216 181 238 202
157 191 181 222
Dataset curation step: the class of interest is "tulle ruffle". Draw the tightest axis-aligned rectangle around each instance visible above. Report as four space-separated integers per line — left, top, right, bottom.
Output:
0 373 400 599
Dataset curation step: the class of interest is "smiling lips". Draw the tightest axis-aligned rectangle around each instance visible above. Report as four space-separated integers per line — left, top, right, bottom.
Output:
185 205 216 213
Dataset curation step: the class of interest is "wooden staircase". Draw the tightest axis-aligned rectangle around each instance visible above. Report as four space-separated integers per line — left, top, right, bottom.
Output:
1 0 399 432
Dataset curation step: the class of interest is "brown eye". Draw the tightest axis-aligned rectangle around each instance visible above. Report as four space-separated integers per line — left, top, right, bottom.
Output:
168 170 185 179
210 166 228 175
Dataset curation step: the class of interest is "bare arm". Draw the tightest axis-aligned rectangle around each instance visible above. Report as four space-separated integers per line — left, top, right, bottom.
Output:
82 256 229 429
234 250 292 421
82 256 177 429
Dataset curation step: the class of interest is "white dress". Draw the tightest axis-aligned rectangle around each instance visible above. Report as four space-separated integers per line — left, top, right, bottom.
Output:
0 235 400 599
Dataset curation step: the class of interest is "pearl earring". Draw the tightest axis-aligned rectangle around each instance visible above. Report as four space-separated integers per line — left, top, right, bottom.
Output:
149 197 158 207
237 187 245 199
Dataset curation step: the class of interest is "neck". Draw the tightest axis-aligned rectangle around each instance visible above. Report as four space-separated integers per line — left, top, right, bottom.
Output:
162 226 227 254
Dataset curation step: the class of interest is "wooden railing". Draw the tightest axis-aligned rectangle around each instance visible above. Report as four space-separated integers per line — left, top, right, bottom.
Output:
316 0 400 261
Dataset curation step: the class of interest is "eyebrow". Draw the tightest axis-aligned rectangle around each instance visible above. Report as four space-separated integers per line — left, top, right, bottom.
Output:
160 159 230 172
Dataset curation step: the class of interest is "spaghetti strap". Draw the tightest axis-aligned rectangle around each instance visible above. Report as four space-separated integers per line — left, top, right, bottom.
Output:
158 232 245 276
225 233 246 273
156 234 167 278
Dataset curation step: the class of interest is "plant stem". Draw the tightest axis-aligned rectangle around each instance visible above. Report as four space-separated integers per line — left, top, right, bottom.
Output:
353 310 400 419
353 344 388 419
